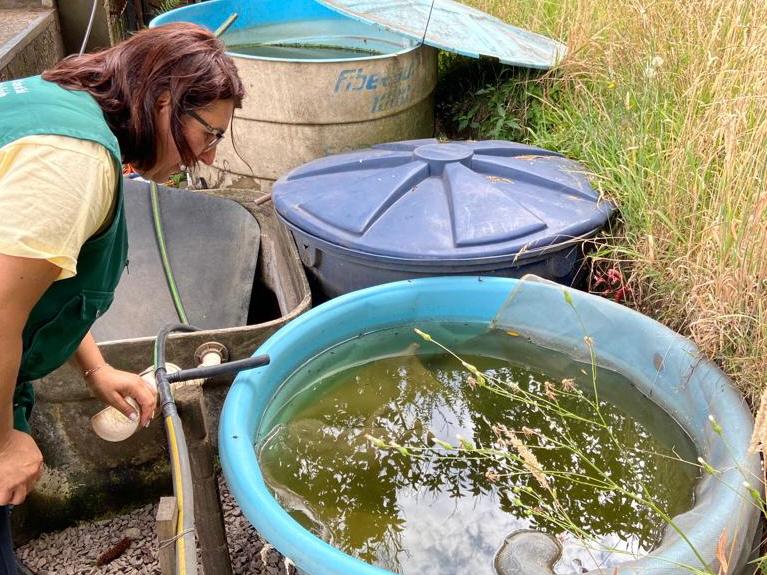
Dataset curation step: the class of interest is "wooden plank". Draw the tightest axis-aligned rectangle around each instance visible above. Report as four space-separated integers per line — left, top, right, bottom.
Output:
156 496 178 575
177 384 234 575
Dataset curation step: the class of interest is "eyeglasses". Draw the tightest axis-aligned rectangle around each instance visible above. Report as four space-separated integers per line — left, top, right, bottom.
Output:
186 109 225 153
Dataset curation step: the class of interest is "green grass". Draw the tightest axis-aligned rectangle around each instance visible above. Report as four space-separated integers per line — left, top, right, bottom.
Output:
443 0 767 406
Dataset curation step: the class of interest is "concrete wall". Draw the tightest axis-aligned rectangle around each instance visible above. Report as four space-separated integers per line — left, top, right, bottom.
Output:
56 0 197 55
56 0 116 55
0 6 64 81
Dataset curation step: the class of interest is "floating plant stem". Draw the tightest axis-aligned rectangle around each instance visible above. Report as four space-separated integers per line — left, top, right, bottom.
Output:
412 326 711 572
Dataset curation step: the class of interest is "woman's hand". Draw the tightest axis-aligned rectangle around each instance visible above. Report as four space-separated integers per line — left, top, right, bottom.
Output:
86 366 157 428
0 430 44 505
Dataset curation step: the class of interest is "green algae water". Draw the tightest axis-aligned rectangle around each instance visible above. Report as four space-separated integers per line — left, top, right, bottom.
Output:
226 43 382 60
257 322 699 574
221 19 400 60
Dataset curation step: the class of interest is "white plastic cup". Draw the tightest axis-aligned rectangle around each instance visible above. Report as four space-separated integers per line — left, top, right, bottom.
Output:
90 363 180 442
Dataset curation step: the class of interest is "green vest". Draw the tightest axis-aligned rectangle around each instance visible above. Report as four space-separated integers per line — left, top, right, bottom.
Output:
0 76 128 432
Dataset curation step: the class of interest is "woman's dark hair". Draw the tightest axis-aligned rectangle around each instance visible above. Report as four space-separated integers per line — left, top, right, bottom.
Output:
42 23 245 171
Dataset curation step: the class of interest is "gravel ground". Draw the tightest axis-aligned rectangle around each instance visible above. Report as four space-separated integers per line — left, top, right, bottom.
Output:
17 476 295 575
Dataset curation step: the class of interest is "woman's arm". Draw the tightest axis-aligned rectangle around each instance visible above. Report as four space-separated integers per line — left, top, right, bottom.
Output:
0 254 57 505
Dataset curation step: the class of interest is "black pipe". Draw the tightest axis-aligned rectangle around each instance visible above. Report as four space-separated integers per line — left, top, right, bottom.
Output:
167 354 270 384
154 323 200 415
155 323 200 375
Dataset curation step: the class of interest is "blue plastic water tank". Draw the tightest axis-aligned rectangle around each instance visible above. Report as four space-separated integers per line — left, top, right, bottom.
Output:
220 276 759 575
272 139 615 297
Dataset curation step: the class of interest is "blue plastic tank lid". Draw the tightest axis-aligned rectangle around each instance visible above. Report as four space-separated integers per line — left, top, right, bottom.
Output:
314 0 566 69
272 139 614 262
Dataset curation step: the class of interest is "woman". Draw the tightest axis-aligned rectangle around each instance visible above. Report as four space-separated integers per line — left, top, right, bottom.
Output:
0 23 244 571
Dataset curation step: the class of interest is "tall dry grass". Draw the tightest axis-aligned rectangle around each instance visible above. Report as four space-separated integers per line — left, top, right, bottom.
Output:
464 0 767 401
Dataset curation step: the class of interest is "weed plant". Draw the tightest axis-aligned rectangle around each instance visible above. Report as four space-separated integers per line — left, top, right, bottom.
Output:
439 0 767 406
438 2 767 567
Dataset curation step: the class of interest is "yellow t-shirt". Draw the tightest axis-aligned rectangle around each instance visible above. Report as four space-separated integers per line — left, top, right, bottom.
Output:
0 134 116 280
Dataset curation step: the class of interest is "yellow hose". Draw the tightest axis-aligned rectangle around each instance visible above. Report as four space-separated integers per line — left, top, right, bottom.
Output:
166 415 187 571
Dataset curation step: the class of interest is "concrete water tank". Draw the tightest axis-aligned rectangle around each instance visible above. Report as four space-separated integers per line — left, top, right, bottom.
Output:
150 0 437 191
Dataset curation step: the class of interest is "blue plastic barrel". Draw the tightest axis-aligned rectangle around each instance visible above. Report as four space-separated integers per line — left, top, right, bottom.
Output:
272 139 615 297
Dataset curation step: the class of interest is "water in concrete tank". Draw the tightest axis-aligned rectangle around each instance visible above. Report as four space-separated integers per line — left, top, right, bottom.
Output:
226 42 381 59
222 19 408 60
257 322 699 574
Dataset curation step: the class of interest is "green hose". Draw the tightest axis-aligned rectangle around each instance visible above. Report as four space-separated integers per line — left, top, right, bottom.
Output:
150 181 188 324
